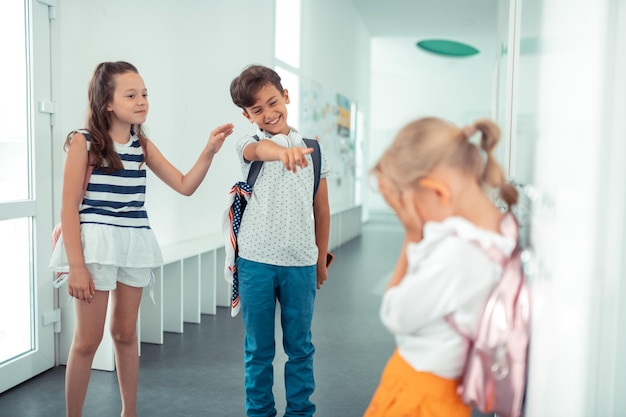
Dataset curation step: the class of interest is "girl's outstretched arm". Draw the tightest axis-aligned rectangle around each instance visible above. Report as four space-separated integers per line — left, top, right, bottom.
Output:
147 123 234 195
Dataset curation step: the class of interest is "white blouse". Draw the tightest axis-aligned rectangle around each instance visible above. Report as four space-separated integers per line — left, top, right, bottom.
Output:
380 216 516 379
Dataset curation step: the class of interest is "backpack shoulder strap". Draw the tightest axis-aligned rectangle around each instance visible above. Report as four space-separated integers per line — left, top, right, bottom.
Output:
446 211 520 337
246 135 322 198
303 138 321 197
246 135 263 188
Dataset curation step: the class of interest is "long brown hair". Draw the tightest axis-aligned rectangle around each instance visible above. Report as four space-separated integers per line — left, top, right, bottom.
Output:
64 61 148 171
372 117 518 208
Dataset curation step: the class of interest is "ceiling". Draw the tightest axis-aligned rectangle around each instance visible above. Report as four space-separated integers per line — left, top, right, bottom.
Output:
349 0 500 39
349 0 502 73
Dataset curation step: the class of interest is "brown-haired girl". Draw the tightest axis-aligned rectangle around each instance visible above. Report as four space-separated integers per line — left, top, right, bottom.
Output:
50 61 233 417
364 117 518 417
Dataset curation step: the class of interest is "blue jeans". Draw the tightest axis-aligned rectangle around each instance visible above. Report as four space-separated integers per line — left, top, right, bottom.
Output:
237 257 317 417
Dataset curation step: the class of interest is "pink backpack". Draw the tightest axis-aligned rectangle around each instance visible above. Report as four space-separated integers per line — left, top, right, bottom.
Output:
449 212 531 417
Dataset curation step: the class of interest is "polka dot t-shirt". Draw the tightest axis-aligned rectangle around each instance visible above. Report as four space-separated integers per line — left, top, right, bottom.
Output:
236 127 330 267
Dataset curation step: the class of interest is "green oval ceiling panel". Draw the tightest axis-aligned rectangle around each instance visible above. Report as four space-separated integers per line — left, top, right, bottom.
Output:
416 39 480 57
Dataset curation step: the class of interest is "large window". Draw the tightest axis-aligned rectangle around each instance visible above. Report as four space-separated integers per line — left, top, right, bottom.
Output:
274 0 301 69
274 0 301 128
0 0 57 393
0 0 34 367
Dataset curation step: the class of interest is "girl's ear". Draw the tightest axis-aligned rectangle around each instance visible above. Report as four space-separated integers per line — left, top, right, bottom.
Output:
419 178 451 206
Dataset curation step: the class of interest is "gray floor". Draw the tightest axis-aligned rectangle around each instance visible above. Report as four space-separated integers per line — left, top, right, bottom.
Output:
0 216 492 417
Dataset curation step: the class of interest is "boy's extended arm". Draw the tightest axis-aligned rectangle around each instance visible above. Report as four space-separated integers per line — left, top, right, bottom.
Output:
313 178 331 289
247 139 313 173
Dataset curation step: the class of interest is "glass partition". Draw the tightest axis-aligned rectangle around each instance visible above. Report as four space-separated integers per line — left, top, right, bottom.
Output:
0 1 29 202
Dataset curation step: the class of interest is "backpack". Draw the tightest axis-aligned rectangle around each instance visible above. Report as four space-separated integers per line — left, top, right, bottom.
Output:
448 212 531 417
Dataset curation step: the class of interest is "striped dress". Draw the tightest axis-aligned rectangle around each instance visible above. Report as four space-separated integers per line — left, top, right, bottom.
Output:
50 130 163 274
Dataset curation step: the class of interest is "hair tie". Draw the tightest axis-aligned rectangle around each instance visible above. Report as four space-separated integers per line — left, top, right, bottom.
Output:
462 125 478 139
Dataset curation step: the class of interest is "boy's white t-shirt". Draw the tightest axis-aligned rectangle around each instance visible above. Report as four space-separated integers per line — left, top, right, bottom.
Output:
236 127 329 267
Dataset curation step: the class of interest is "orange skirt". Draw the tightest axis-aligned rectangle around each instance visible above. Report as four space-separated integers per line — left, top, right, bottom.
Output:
363 350 471 417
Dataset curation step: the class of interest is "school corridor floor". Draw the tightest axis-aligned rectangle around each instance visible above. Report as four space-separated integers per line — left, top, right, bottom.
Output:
0 215 491 417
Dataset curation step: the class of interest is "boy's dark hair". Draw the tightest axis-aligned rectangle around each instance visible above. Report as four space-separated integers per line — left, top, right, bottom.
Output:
230 65 284 110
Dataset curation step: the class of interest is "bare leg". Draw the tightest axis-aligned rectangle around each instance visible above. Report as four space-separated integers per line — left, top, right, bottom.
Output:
110 282 143 417
65 291 110 417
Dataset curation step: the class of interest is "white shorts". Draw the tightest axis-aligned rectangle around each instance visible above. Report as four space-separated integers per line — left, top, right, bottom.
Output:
86 263 153 291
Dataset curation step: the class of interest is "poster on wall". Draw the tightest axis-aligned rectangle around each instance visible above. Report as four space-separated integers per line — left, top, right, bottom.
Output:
337 94 351 138
300 77 356 195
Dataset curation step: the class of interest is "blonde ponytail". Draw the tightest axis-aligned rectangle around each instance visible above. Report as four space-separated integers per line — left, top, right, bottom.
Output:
475 119 518 208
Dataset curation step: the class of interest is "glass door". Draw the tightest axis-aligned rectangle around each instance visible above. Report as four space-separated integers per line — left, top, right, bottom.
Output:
0 0 56 393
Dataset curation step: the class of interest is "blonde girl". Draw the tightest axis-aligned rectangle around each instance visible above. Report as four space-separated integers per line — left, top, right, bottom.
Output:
364 117 518 417
50 61 233 417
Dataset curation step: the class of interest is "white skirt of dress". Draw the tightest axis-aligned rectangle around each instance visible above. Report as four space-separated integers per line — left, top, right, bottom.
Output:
49 223 164 273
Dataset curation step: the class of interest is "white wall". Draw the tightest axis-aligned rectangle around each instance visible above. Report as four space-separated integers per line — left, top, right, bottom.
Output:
608 8 626 413
522 0 626 415
366 34 499 214
50 0 369 247
300 0 371 211
301 0 370 104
